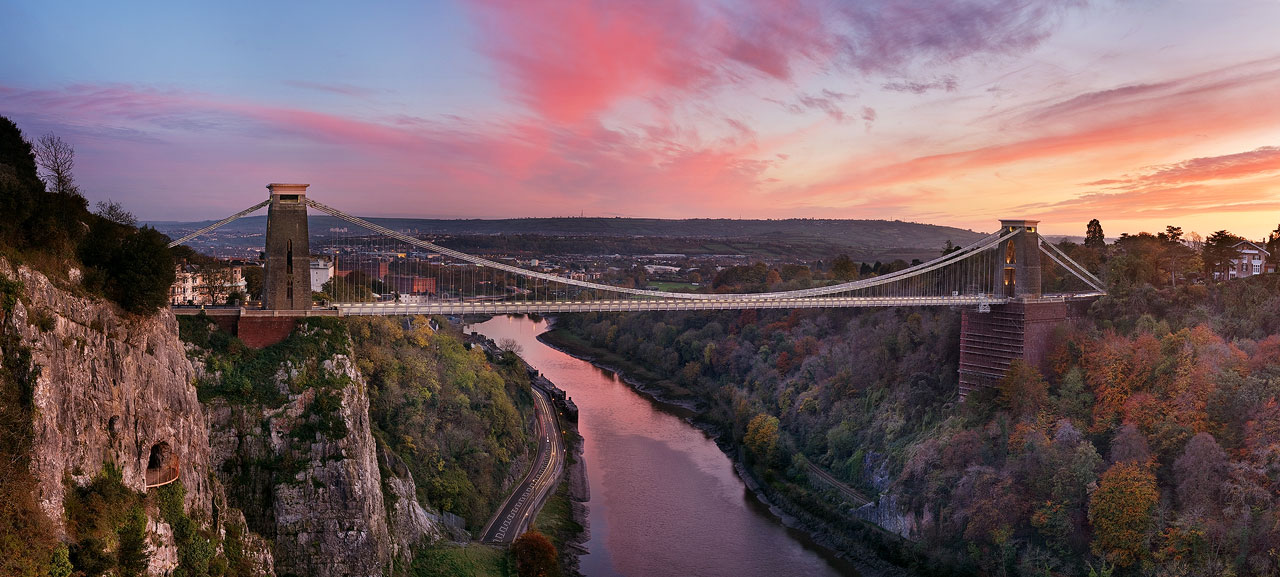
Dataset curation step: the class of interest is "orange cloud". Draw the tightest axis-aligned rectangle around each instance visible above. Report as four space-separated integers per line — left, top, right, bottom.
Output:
787 58 1280 223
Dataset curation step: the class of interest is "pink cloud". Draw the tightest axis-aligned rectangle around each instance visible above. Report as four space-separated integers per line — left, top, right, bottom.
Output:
0 83 775 219
466 0 1083 123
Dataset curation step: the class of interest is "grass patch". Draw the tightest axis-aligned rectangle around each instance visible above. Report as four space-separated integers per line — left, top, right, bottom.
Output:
181 314 351 404
410 543 513 577
644 281 700 292
531 483 583 555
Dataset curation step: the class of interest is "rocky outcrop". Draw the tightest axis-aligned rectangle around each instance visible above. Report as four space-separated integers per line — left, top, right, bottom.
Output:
1 258 457 576
379 445 445 569
1 259 213 531
204 350 438 577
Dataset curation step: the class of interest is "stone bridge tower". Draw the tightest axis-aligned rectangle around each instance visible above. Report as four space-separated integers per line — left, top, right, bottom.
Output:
959 219 1087 396
263 183 311 311
993 219 1042 299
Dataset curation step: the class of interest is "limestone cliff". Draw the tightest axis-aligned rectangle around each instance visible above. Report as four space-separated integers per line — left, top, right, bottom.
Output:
2 259 448 576
197 324 441 576
0 258 272 575
2 259 212 525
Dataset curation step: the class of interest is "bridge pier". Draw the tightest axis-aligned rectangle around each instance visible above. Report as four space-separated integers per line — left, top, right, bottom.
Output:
958 219 1087 395
958 301 1067 395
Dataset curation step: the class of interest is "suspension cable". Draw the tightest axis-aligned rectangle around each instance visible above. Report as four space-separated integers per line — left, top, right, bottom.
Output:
166 199 271 248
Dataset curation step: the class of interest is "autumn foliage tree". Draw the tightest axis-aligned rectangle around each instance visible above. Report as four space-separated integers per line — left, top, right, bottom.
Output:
997 360 1048 419
512 531 559 577
744 413 779 463
1089 461 1158 567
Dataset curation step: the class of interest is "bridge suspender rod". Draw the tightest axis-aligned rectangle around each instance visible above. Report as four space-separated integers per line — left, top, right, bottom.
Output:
166 199 272 248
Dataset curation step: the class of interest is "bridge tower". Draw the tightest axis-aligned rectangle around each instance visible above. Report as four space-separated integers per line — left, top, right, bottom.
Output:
959 219 1076 396
993 219 1041 299
263 183 312 311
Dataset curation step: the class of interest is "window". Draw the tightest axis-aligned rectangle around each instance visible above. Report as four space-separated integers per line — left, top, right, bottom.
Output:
1255 264 1262 274
1005 241 1016 264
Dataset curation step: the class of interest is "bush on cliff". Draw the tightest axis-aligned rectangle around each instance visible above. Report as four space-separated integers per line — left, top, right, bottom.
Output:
0 115 173 315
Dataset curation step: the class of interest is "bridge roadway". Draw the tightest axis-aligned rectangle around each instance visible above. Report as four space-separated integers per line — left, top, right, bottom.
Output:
479 381 564 544
332 294 1010 316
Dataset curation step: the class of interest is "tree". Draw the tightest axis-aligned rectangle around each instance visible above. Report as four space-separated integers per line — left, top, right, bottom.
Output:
109 227 177 314
1108 424 1150 465
96 200 136 227
511 531 559 577
116 505 149 577
1201 230 1244 281
1173 432 1227 514
942 239 961 255
997 360 1048 418
1089 462 1158 567
831 254 857 281
1267 223 1280 271
200 265 236 305
1085 219 1106 250
243 265 263 300
744 413 780 461
34 133 79 197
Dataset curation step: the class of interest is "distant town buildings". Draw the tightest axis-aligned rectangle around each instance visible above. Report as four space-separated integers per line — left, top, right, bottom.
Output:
385 274 437 295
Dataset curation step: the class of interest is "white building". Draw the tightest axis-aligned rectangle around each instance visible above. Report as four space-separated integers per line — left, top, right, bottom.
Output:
1230 240 1274 278
169 264 247 305
311 257 335 292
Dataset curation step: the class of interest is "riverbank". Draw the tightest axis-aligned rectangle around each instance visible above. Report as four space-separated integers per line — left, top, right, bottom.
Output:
537 326 916 577
467 327 590 576
535 327 706 414
533 426 588 577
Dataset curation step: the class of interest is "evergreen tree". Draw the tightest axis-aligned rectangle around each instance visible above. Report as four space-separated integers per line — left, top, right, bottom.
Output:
109 227 177 314
1085 219 1106 250
1201 230 1244 281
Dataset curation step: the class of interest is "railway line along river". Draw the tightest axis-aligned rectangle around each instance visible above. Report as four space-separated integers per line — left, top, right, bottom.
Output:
470 315 858 577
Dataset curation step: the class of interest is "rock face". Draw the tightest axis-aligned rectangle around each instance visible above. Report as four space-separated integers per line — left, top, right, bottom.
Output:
2 259 448 576
204 351 440 576
379 445 447 567
1 259 213 531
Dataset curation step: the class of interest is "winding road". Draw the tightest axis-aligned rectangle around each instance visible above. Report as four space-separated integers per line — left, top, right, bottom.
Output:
479 382 565 544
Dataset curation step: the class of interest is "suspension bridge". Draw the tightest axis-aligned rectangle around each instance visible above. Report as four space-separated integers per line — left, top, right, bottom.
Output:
170 184 1105 393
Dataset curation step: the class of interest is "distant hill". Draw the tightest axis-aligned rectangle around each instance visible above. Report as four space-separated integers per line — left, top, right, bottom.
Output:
149 215 987 263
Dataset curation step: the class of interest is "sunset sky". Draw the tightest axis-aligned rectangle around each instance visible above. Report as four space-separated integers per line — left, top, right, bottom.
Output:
2 0 1279 237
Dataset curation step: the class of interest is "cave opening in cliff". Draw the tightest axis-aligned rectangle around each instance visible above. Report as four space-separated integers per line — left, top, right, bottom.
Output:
145 441 180 488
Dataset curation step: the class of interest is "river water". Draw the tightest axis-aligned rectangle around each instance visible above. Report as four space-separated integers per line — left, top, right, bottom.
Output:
470 315 857 577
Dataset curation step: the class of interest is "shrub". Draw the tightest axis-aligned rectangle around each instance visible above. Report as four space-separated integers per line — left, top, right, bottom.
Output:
511 531 559 577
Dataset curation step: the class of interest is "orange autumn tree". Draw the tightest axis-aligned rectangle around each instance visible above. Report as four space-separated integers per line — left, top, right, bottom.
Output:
512 531 559 577
1089 461 1159 567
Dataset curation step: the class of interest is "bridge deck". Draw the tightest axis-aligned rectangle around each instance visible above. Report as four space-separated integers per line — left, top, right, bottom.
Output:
173 294 1107 317
331 295 1009 315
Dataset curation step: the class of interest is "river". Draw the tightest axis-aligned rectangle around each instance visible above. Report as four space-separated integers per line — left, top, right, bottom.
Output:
470 315 858 577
